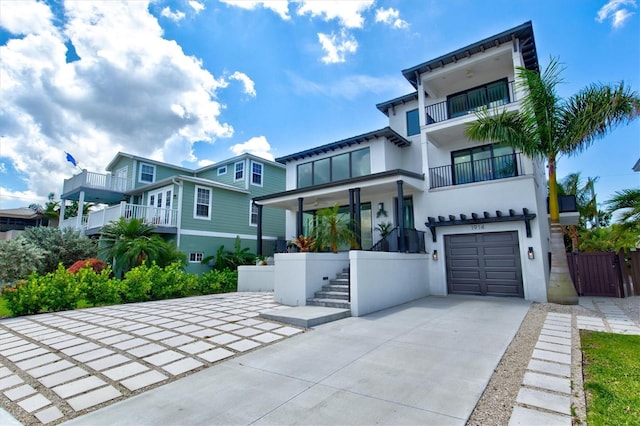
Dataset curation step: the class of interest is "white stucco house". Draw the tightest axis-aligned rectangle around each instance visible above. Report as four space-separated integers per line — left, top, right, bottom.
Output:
252 22 556 315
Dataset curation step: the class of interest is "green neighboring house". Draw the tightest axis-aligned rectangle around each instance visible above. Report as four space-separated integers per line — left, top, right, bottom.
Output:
60 152 286 274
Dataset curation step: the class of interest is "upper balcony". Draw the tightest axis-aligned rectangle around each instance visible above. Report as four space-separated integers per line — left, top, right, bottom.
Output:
429 152 530 189
61 170 130 203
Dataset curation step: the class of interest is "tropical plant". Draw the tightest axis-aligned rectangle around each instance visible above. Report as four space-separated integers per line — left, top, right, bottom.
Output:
578 224 638 253
290 234 316 252
375 222 394 238
62 200 95 220
99 218 179 278
201 237 255 270
558 173 601 251
21 227 97 274
466 57 640 304
605 188 640 227
0 238 45 284
313 203 359 253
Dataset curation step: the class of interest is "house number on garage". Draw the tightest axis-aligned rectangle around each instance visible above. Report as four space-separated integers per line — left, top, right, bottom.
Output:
471 224 485 230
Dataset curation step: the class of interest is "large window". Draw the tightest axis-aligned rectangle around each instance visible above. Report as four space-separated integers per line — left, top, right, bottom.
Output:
452 143 517 185
302 203 372 251
448 79 510 119
139 163 155 183
297 148 371 188
251 161 263 186
406 109 420 136
194 186 211 219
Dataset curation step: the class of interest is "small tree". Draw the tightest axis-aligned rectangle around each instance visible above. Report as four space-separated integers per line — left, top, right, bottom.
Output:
21 227 97 274
0 239 45 284
313 204 359 253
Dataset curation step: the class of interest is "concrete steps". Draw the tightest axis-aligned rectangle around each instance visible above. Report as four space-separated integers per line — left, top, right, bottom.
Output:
307 268 350 309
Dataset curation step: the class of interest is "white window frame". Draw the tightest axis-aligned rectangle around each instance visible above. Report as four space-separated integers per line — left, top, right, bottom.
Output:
250 160 263 187
234 161 244 182
193 185 212 220
189 252 203 263
217 165 227 176
139 163 156 183
249 201 258 226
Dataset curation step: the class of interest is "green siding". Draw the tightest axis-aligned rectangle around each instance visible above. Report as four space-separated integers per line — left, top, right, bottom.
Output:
179 234 256 275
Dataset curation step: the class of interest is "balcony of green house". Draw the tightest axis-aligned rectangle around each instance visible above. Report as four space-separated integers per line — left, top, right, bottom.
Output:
60 201 178 235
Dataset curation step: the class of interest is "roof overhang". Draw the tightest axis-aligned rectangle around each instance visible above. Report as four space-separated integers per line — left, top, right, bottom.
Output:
376 92 419 116
254 170 424 210
127 175 248 195
401 21 538 89
275 127 411 164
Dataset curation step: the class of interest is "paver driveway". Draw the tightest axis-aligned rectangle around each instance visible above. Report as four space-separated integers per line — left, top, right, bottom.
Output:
0 293 303 425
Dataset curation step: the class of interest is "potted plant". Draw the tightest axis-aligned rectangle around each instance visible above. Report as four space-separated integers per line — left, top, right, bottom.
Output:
290 234 316 252
375 222 394 252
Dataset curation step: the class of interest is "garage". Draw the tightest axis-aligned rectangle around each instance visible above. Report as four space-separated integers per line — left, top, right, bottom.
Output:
445 231 524 297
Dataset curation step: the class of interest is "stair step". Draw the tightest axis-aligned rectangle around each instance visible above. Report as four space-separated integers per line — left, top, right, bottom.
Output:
307 298 351 309
314 291 349 300
330 278 349 285
322 284 349 292
336 272 349 279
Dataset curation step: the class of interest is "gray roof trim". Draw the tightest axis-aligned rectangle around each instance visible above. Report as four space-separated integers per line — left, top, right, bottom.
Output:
402 21 539 88
275 127 411 164
253 169 424 202
125 175 248 195
375 92 419 116
105 152 193 174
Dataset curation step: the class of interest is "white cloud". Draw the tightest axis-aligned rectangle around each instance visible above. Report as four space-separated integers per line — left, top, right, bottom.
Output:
219 0 290 20
0 187 44 210
0 1 236 203
288 72 409 101
296 0 374 29
0 0 55 35
198 159 215 167
161 7 186 22
229 71 257 97
318 30 358 64
230 136 274 161
596 0 636 28
375 7 409 29
189 1 205 13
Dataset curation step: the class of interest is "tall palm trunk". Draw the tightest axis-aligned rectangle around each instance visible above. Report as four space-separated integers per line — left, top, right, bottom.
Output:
547 155 578 304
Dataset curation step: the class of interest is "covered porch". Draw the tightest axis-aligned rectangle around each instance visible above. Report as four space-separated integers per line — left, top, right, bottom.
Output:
252 170 426 256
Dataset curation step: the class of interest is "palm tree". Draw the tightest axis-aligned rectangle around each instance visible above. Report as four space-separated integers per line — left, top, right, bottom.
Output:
558 173 600 251
99 218 169 278
313 203 359 253
466 57 640 304
605 188 640 227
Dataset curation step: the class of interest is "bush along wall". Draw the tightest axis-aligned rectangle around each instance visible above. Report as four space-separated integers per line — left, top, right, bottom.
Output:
1 262 238 317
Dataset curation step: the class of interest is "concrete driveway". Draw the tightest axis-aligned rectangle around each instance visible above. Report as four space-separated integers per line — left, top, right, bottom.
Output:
61 295 530 426
0 293 302 425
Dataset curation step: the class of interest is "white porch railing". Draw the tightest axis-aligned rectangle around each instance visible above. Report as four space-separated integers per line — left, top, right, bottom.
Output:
59 202 178 232
62 170 129 194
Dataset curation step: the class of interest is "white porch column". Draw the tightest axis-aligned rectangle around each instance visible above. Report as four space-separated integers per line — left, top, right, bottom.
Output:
59 199 66 226
76 190 85 229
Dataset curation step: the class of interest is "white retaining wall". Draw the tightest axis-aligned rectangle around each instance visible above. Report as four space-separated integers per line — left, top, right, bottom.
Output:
237 265 275 292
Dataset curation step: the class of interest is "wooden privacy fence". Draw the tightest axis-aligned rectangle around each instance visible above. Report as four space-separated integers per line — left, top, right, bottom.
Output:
566 251 626 298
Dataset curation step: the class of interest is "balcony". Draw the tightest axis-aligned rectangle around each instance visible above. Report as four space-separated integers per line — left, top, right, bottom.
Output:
429 153 525 189
425 80 518 126
62 170 129 203
60 202 178 234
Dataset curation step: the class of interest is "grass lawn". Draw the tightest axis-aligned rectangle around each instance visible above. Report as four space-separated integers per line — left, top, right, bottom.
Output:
581 330 640 425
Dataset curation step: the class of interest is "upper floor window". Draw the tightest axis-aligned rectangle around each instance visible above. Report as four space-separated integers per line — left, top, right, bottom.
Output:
406 109 420 136
194 186 211 219
251 161 263 186
139 163 155 183
234 161 244 181
448 78 510 119
217 165 227 176
297 147 371 188
451 143 516 185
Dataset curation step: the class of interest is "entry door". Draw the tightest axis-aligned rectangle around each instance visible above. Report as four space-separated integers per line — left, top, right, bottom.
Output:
148 188 173 225
445 231 524 297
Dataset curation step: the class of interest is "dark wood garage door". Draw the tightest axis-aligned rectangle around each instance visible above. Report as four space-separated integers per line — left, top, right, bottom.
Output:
445 231 524 297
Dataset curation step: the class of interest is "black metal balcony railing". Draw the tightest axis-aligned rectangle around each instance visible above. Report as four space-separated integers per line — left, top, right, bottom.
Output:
429 153 524 189
370 227 426 253
425 81 517 125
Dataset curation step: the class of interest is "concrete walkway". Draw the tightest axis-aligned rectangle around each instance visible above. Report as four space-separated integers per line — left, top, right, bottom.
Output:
509 297 640 425
60 296 530 425
0 293 301 425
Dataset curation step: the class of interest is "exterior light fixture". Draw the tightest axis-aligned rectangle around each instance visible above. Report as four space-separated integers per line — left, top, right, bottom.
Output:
528 247 534 260
432 250 438 261
378 202 384 212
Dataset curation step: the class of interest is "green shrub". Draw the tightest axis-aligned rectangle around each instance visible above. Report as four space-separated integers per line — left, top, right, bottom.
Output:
21 227 97 274
199 269 237 294
121 264 153 302
2 277 44 316
76 266 122 306
0 239 45 284
149 262 197 300
40 264 82 312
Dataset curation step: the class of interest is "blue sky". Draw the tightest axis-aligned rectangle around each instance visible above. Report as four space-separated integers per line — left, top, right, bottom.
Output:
1 0 638 216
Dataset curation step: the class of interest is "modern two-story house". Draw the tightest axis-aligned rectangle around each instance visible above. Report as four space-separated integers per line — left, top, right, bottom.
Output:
254 21 552 304
60 152 286 274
